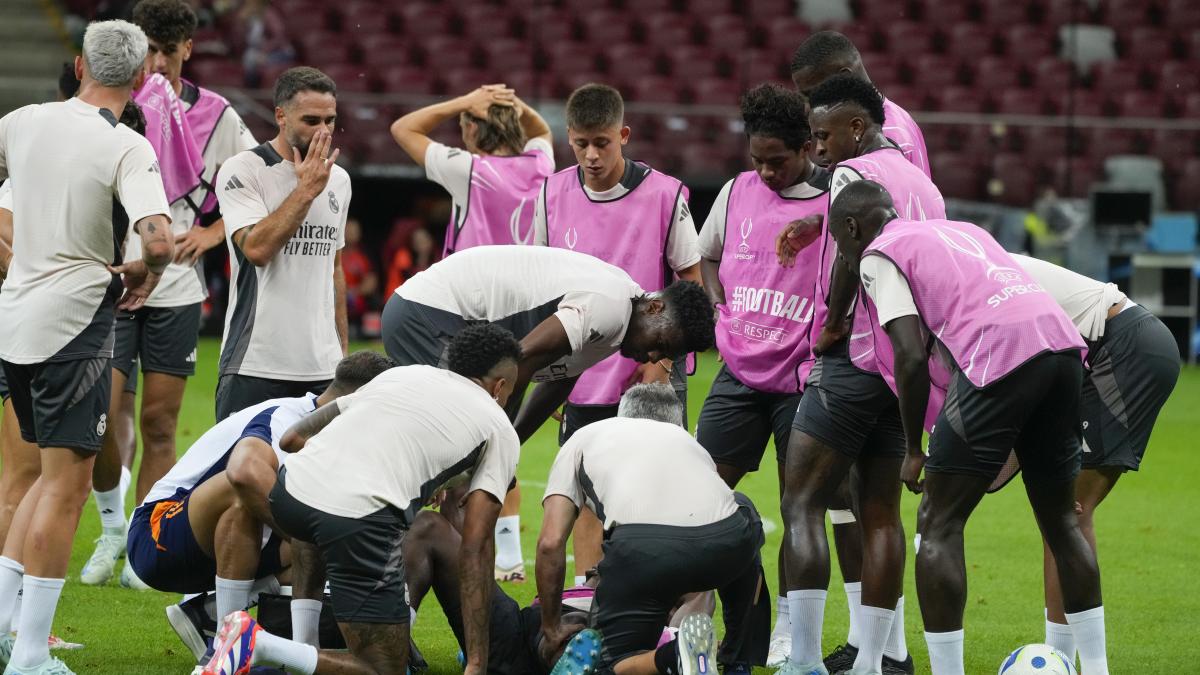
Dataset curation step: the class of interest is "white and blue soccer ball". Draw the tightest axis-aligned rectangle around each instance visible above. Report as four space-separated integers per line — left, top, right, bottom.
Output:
998 643 1077 675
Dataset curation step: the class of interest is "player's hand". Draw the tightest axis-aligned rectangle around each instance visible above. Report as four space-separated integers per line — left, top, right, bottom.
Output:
463 85 515 119
294 130 339 201
901 448 926 494
108 259 163 311
813 319 849 354
174 224 223 265
776 214 823 267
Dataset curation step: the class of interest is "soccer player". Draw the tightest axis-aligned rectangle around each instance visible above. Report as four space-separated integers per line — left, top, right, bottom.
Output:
790 31 929 177
0 20 173 675
214 66 350 421
829 180 1110 675
776 75 946 675
125 352 391 662
402 509 600 675
390 84 554 255
1008 255 1180 663
533 82 702 583
538 383 769 674
381 245 715 442
202 325 572 675
695 83 829 666
80 0 261 587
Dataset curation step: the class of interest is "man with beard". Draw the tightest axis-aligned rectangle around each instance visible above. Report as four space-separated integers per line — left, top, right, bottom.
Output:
214 67 350 420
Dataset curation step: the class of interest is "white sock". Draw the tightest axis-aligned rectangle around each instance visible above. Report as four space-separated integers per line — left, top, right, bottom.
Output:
215 576 254 632
1045 611 1076 663
786 589 826 665
252 628 319 674
844 581 863 647
1065 606 1109 675
10 576 65 669
884 596 909 661
0 557 24 633
494 516 522 569
410 606 418 626
290 598 322 647
852 605 894 673
93 484 126 531
771 595 790 640
118 466 132 505
924 629 965 675
573 575 587 587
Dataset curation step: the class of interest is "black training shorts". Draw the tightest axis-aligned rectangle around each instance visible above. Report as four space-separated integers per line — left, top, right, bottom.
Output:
791 344 905 459
112 304 201 379
696 365 802 473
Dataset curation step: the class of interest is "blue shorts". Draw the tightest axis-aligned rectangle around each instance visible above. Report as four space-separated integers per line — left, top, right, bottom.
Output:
128 486 284 594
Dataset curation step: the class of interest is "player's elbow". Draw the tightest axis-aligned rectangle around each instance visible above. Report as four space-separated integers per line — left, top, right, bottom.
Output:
239 241 274 267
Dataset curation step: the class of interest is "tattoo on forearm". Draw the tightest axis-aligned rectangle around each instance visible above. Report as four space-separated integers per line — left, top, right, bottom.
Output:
146 222 156 234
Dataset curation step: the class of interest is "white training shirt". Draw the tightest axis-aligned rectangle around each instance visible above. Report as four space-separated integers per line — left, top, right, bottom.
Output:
216 142 350 381
282 365 520 520
395 246 645 382
859 255 920 328
0 99 170 364
424 137 553 230
0 180 10 210
531 161 701 273
698 175 828 260
1011 254 1128 341
126 86 256 307
143 393 318 504
546 417 738 531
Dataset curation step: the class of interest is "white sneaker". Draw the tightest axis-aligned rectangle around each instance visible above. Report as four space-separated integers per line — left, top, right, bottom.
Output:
676 613 716 675
2 655 76 674
768 634 792 668
0 632 14 667
79 531 125 586
118 563 150 591
776 659 829 675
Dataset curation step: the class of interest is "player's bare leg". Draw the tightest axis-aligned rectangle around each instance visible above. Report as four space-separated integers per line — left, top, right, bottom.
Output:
82 368 132 585
0 400 40 544
136 372 186 501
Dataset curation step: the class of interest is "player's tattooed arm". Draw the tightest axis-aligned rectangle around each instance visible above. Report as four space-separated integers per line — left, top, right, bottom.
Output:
885 315 931 493
280 400 342 452
536 496 578 658
136 213 174 273
459 489 502 675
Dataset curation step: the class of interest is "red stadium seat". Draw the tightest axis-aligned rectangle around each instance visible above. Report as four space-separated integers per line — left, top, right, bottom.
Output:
601 43 662 78
187 60 244 88
361 133 408 165
980 0 1033 27
1184 92 1200 119
580 9 637 45
744 0 793 19
1125 27 1174 65
932 86 987 113
1149 128 1200 172
528 9 579 44
561 0 615 12
1047 91 1108 117
912 0 971 27
281 11 332 37
1032 58 1076 92
686 0 734 16
731 49 789 86
336 2 394 34
415 35 478 72
997 90 1047 115
880 85 929 112
1166 0 1200 30
1091 61 1145 94
322 64 374 92
861 52 902 90
1004 25 1056 62
540 41 601 77
838 23 882 53
1040 0 1096 25
690 77 742 105
624 0 674 13
760 17 812 53
440 68 500 97
946 24 999 61
1103 0 1153 29
552 71 608 98
665 45 722 80
1117 90 1171 118
641 12 699 47
377 66 437 96
884 22 935 54
295 33 352 65
1050 157 1099 197
481 39 536 75
930 154 982 200
857 0 913 22
459 6 519 40
909 54 963 91
972 56 1023 91
626 75 686 104
989 153 1039 206
1159 61 1199 95
678 145 731 177
358 34 414 68
397 3 454 36
700 15 752 51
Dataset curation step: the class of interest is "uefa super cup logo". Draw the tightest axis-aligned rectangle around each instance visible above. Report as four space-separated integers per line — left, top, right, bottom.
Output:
509 198 535 245
565 227 578 250
735 217 754 260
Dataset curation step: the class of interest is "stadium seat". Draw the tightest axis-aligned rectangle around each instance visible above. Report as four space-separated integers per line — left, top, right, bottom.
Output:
989 153 1039 206
857 0 913 22
1004 25 1057 62
187 60 244 88
912 0 971 27
1103 0 1153 29
626 75 686 104
1050 156 1099 196
481 39 536 75
552 71 608 98
1149 128 1199 172
700 15 752 51
1032 57 1076 92
1173 158 1200 209
665 45 722 80
744 0 793 19
1117 90 1169 118
336 2 394 34
880 85 928 112
377 66 437 96
540 41 600 77
622 0 674 13
909 54 963 91
415 35 478 72
760 17 813 53
690 77 742 105
678 144 731 178
397 3 454 36
1040 0 1097 26
730 49 789 86
640 12 699 48
1047 90 1108 117
580 9 637 45
687 0 735 15
440 68 500 97
1091 61 1145 94
358 34 413 68
322 63 374 93
946 24 999 61
600 44 662 78
529 9 579 44
459 5 519 40
1165 0 1200 30
1183 92 1200 119
980 0 1033 27
997 89 1047 115
837 23 882 54
861 52 901 90
281 11 331 36
932 86 988 113
1125 27 1174 66
1159 61 1200 95
295 33 352 65
930 154 982 200
361 133 408 165
972 56 1023 91
884 22 936 54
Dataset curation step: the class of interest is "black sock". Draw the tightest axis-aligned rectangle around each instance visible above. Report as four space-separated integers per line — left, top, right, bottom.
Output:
654 640 679 675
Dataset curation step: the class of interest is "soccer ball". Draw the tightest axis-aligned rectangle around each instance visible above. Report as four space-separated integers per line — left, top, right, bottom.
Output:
998 644 1077 675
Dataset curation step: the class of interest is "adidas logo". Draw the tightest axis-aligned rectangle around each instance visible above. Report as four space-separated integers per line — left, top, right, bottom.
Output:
101 509 114 514
224 175 246 191
498 527 512 535
148 162 161 174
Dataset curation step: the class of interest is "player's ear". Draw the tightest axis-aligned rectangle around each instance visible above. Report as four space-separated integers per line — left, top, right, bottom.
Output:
846 216 861 240
182 39 194 62
619 126 631 145
275 106 286 129
644 297 666 316
74 55 84 82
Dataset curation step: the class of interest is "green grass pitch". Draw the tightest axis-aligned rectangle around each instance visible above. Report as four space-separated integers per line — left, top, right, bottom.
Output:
42 339 1200 673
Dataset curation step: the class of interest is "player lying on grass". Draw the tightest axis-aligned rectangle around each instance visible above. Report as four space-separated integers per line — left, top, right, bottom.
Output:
1009 255 1180 663
380 245 716 443
537 383 770 675
828 180 1110 675
125 352 393 662
403 509 599 675
204 325 599 675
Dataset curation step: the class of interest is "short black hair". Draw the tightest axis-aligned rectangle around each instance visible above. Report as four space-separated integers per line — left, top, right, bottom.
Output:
829 179 893 226
331 351 395 391
273 66 337 108
447 324 523 379
741 83 811 151
58 62 81 100
662 281 716 354
131 0 198 45
120 100 147 136
566 83 624 131
807 74 886 126
790 30 859 75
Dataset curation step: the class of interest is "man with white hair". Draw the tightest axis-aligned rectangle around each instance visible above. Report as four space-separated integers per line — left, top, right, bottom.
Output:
0 19 172 675
536 384 771 674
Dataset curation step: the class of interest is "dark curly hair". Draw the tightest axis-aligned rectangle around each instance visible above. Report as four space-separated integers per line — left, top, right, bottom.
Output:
807 74 886 126
58 62 80 100
120 101 147 136
131 0 198 46
741 83 811 151
447 324 523 379
332 351 395 392
662 280 716 354
789 30 859 75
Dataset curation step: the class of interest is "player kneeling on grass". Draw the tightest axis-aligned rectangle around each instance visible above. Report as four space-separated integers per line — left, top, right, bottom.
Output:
536 383 770 675
403 509 600 675
203 324 591 675
125 351 393 661
828 181 1110 675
